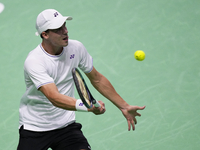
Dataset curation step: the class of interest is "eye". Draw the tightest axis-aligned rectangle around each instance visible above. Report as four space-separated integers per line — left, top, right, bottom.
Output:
52 28 61 33
50 23 66 34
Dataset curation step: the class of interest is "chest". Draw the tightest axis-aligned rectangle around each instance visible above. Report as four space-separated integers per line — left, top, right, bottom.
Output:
46 52 79 82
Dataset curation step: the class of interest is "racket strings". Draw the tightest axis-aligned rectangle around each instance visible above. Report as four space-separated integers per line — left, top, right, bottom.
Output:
75 71 91 105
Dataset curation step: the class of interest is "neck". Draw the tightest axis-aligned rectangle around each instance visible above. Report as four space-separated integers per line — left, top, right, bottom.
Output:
41 41 63 55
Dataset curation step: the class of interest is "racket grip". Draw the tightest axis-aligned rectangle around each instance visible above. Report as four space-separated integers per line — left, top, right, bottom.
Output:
93 100 101 107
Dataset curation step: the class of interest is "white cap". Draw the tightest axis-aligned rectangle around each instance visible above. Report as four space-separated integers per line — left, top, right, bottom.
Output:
35 9 72 36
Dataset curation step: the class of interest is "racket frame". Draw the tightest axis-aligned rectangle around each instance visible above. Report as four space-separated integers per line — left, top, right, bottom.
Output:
72 68 99 108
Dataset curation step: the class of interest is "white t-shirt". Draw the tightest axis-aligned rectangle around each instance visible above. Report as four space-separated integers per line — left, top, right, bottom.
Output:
19 39 93 131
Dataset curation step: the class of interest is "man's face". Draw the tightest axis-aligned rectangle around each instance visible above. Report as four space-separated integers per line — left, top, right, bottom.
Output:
46 22 69 47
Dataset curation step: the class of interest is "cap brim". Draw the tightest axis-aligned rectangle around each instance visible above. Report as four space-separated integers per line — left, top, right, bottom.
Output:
66 16 73 20
48 16 72 30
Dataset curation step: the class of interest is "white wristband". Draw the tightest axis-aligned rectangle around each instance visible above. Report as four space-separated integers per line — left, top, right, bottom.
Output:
75 99 88 112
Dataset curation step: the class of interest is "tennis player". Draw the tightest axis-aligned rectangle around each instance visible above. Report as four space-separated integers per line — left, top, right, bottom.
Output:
17 9 145 150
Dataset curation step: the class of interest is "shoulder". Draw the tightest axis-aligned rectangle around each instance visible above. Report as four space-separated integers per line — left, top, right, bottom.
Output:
24 45 45 69
26 45 43 60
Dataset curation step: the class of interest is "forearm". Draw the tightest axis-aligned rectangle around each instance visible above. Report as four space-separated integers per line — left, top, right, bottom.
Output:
86 67 145 131
39 83 77 111
87 71 129 110
39 83 106 114
49 93 77 110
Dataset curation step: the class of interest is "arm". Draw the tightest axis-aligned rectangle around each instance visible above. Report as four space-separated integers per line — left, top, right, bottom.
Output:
39 83 77 110
39 83 105 114
86 67 145 130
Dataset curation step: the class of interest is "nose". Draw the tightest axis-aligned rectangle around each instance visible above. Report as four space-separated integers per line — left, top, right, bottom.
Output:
63 26 68 35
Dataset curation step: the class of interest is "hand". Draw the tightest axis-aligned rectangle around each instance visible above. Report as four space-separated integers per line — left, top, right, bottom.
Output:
121 105 145 131
89 101 106 115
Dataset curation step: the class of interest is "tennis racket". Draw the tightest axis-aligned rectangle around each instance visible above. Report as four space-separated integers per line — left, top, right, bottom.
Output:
72 68 101 108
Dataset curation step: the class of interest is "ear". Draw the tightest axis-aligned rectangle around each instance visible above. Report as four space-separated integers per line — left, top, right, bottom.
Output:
41 31 49 39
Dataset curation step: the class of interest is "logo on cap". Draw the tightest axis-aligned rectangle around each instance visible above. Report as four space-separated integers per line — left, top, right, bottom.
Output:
54 12 59 17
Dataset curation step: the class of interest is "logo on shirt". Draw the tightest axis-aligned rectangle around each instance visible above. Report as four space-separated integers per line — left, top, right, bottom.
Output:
70 54 75 59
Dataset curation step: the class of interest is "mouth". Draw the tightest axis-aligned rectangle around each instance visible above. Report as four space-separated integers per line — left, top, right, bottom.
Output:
63 37 68 41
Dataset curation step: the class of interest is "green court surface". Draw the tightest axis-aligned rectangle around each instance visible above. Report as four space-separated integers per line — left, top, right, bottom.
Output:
0 0 200 149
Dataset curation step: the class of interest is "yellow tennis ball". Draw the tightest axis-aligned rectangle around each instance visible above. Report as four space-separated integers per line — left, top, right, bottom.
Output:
134 50 145 61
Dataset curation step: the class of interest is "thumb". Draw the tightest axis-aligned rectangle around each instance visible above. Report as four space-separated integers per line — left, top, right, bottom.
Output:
137 106 146 110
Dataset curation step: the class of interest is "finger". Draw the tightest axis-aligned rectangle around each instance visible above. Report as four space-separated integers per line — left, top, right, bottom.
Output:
137 106 146 110
131 120 135 131
102 102 105 107
102 108 106 113
137 112 141 117
128 120 131 131
134 118 137 124
99 101 105 107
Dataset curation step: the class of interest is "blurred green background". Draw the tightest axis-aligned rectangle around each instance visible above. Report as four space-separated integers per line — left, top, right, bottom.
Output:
0 0 200 149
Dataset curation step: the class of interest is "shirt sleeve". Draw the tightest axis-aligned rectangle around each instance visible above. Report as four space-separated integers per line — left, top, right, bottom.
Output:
24 57 54 89
77 42 93 73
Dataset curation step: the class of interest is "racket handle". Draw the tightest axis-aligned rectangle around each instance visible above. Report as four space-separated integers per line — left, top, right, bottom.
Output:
93 100 101 107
